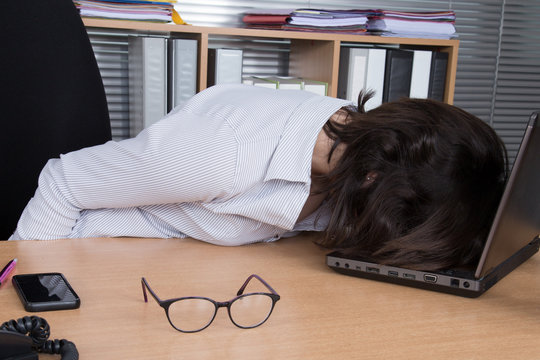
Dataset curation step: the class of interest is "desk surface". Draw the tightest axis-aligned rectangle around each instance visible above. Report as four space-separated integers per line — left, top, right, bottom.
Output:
1 234 539 359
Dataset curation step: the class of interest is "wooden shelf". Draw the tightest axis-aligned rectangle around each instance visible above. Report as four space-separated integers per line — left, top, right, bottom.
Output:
83 18 459 103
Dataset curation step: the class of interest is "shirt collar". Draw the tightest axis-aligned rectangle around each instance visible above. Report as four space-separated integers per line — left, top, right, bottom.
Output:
264 96 352 184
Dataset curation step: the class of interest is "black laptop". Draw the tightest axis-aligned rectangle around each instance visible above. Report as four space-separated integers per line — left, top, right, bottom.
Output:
327 111 540 298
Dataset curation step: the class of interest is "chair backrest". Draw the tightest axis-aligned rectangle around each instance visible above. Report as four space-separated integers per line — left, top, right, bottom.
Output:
0 0 112 238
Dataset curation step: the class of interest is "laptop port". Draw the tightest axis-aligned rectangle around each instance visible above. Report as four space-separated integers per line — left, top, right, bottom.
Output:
450 278 460 287
388 270 399 277
423 274 438 283
403 273 416 280
366 266 380 274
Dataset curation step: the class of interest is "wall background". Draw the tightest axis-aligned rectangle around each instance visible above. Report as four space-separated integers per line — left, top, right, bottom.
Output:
88 0 540 164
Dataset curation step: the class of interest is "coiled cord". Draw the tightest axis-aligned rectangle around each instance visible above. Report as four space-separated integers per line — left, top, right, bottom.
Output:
0 316 78 360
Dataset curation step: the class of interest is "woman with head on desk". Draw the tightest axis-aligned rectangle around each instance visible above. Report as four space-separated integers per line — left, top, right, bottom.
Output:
10 84 507 271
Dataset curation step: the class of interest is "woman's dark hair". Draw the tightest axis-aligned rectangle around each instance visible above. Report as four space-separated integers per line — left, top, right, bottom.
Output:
319 92 508 271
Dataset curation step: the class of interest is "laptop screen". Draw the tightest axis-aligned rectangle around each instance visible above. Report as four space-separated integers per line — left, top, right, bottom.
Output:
475 112 540 278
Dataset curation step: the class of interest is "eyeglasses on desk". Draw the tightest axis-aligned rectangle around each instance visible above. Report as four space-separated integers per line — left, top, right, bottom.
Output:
141 274 280 333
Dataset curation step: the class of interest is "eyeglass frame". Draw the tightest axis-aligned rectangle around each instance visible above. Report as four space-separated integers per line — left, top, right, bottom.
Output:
141 274 281 333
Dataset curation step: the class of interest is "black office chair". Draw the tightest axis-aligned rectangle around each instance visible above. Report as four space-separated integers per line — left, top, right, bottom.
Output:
0 0 112 239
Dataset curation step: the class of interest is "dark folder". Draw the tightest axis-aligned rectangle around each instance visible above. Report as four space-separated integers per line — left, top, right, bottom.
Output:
382 49 414 103
428 51 448 101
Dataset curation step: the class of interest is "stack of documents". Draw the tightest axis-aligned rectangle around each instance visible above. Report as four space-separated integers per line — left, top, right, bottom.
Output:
74 0 185 24
242 9 293 29
286 9 371 33
242 8 457 38
242 8 373 33
367 10 456 38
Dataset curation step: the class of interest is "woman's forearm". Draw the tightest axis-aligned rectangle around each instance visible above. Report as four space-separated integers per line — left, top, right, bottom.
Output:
12 159 82 240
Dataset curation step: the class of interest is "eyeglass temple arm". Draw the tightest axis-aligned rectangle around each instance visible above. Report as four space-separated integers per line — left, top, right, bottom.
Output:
141 277 163 304
236 274 279 296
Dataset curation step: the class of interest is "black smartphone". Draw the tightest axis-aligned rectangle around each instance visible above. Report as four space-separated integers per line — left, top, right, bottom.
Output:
12 273 81 312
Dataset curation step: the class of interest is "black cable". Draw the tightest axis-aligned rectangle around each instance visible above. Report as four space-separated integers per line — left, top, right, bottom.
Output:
0 316 78 360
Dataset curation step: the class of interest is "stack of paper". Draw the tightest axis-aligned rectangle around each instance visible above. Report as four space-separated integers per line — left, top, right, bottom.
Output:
242 8 374 33
242 9 293 29
241 8 457 38
367 10 456 38
74 0 185 24
286 9 372 33
289 9 369 25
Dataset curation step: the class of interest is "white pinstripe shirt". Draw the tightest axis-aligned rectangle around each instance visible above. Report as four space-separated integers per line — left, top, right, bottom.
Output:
11 84 352 244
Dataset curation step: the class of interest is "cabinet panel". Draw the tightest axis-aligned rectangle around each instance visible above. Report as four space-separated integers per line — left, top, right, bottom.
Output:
289 39 340 97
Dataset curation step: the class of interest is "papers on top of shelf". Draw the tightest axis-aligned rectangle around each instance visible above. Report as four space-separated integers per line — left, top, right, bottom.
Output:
74 0 187 24
286 8 369 33
368 18 456 36
289 17 367 27
364 9 456 38
241 8 293 26
289 9 370 27
242 8 370 33
375 9 456 21
242 8 295 16
242 8 457 38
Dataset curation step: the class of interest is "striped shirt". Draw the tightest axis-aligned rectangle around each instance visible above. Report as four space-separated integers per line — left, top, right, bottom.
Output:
11 84 352 244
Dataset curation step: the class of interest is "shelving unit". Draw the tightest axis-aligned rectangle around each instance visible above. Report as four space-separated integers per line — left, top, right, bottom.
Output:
83 18 459 104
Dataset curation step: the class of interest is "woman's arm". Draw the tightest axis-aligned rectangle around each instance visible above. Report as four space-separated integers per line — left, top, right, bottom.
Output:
11 110 237 240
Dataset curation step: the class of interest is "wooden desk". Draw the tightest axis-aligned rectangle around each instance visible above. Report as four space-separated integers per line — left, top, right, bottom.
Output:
1 234 539 359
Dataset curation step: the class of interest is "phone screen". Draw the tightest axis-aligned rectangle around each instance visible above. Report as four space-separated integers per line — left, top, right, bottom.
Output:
12 273 80 312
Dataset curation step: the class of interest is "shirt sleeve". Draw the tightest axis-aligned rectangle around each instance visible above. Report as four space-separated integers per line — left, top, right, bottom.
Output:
12 108 238 240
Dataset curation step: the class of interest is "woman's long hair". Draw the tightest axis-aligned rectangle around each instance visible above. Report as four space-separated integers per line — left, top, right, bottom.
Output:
318 92 508 271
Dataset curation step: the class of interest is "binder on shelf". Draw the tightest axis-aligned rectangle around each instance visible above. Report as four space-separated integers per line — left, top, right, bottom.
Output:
337 47 386 110
338 47 368 102
167 38 198 111
301 79 328 96
242 76 277 88
382 49 414 103
409 50 432 99
363 49 386 110
428 51 449 102
207 48 243 86
267 76 303 90
128 35 167 137
242 76 326 94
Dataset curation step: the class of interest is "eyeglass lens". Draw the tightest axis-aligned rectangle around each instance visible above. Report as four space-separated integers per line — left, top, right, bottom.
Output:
229 294 274 328
167 294 274 332
167 298 216 332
